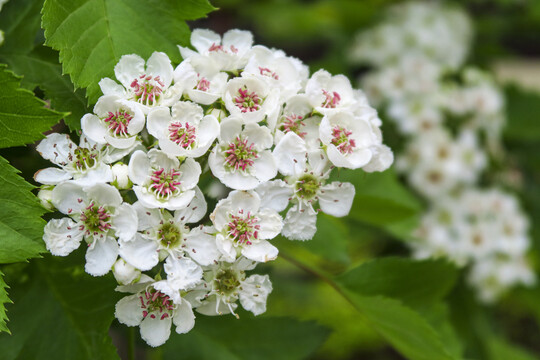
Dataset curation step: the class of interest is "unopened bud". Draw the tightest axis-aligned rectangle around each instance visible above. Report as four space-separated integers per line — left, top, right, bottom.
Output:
111 163 132 189
208 108 227 121
113 258 140 285
38 188 55 211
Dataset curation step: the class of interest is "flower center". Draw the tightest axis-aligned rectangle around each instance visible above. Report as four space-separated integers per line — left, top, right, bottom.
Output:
234 86 262 113
79 202 111 235
227 210 260 245
104 110 133 136
224 137 258 172
281 114 307 138
331 126 356 154
168 122 197 149
157 221 183 248
259 67 279 80
322 89 341 108
130 74 164 106
196 77 210 91
295 174 321 200
70 147 98 171
139 288 174 320
208 43 238 54
149 168 182 199
214 269 242 296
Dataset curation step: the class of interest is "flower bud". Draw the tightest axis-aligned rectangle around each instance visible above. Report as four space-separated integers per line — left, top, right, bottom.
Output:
111 163 132 189
208 108 227 121
38 188 55 211
112 258 140 285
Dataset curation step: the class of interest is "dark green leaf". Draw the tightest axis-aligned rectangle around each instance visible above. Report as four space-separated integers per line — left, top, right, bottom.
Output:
0 64 65 148
42 0 215 103
0 0 43 56
0 271 12 333
504 85 540 142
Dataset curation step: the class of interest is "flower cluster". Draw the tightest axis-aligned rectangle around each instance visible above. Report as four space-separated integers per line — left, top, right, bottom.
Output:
37 29 392 346
352 1 534 302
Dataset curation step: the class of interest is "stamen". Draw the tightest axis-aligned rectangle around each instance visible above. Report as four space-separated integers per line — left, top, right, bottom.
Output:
224 137 258 172
104 110 133 136
234 86 262 113
149 168 182 199
281 114 307 138
227 212 260 245
322 89 341 108
331 126 356 154
130 74 165 106
168 122 197 149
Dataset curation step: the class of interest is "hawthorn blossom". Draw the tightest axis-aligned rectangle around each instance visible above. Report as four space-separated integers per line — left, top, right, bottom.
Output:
147 101 220 158
43 182 137 276
195 258 272 317
179 29 254 71
274 95 321 147
305 70 358 115
99 52 174 113
209 117 277 190
210 190 282 262
82 94 145 149
129 149 201 210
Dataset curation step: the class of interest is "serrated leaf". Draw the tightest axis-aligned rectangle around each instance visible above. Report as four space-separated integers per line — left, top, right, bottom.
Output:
0 271 12 333
162 315 329 360
42 0 215 103
336 257 458 308
0 254 120 360
0 155 46 264
5 47 89 131
0 64 65 148
346 293 456 360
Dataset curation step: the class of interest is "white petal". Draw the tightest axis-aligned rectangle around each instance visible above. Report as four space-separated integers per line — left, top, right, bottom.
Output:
239 274 272 316
115 294 144 326
146 52 173 87
115 54 145 89
140 315 172 347
241 240 278 262
81 114 107 144
85 183 123 207
363 145 394 173
184 227 221 266
34 167 72 185
72 164 114 187
36 133 75 165
222 29 253 51
112 203 138 241
99 78 126 97
174 186 207 224
43 218 84 256
257 209 283 239
219 117 243 143
51 182 87 214
252 151 277 183
243 123 273 150
128 150 150 185
228 190 261 214
256 180 293 212
179 158 202 191
273 132 307 176
191 29 221 53
163 256 203 291
85 237 119 276
173 300 195 334
133 202 161 231
282 205 317 241
119 235 159 271
318 182 355 217
147 106 171 139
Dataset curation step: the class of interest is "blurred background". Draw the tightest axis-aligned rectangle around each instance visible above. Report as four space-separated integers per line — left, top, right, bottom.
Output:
2 0 540 359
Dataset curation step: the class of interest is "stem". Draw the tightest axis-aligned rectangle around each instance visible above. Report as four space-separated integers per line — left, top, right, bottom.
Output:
127 326 135 360
279 251 356 308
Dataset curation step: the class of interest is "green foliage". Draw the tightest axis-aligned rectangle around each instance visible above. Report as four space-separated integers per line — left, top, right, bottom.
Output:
0 64 65 148
486 337 538 360
337 257 458 308
0 254 120 360
0 155 46 264
0 0 43 55
504 85 540 142
42 0 215 103
0 271 12 333
161 315 329 360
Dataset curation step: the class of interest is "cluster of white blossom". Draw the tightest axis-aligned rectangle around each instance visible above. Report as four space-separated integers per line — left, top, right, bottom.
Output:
36 29 392 346
352 1 534 302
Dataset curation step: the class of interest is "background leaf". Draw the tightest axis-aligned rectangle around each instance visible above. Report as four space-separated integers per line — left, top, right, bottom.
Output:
42 0 216 103
0 271 12 333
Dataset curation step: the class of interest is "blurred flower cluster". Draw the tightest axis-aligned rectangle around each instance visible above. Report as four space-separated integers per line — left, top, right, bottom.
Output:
35 29 392 346
351 1 534 302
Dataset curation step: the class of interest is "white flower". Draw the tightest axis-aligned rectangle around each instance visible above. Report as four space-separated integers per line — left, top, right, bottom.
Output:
82 95 145 149
119 188 220 270
147 101 220 158
34 133 117 186
195 258 272 317
113 258 141 285
319 111 391 170
128 149 201 210
274 95 321 148
210 190 282 263
99 52 174 113
44 182 138 276
179 29 254 71
305 70 357 115
173 58 228 105
208 117 277 190
223 77 279 126
259 132 355 240
115 276 196 347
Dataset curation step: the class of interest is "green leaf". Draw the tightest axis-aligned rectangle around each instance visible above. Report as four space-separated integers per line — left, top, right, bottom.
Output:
333 169 422 226
0 271 12 333
0 155 46 264
162 315 329 360
42 0 216 103
486 337 537 360
0 64 65 148
5 47 89 131
346 293 457 360
504 85 540 142
336 257 458 308
0 0 43 56
0 254 120 360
